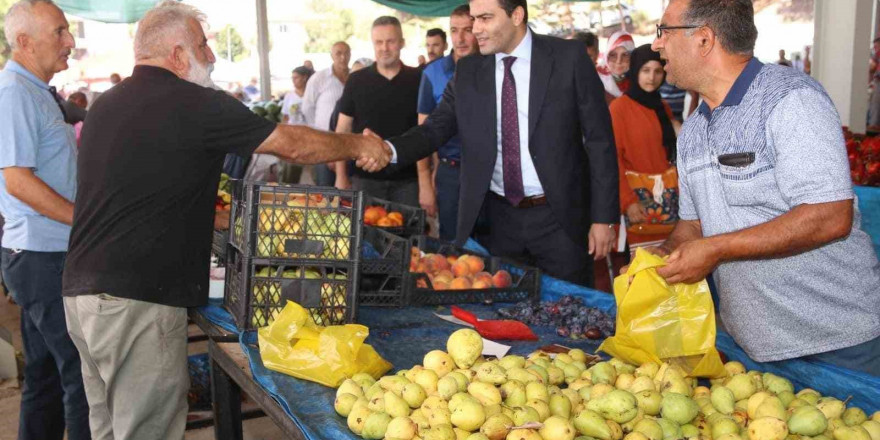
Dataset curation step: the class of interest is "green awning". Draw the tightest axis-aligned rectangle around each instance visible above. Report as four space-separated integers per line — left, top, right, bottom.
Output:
55 0 158 23
372 0 602 17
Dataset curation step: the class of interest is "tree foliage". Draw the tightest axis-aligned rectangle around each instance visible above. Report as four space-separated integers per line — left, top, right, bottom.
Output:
216 24 249 62
303 0 354 54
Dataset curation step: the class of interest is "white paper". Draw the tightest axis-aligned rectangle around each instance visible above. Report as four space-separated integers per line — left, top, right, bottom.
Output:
433 313 511 358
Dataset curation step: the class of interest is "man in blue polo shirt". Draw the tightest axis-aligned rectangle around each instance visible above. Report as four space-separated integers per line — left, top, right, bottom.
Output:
650 0 879 374
0 1 90 439
417 4 479 240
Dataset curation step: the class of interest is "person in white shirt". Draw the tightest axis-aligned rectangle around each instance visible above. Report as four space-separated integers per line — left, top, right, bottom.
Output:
302 42 351 186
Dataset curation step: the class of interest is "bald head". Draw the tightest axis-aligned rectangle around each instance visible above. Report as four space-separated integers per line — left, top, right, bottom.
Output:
330 41 351 70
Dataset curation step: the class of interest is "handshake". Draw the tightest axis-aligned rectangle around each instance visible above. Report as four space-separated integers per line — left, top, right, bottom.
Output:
353 129 394 173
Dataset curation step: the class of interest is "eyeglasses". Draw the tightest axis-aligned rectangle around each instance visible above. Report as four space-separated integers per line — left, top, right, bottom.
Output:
656 23 704 39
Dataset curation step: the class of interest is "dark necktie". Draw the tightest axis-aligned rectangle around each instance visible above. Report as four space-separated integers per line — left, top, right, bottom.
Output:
501 56 524 206
48 86 69 123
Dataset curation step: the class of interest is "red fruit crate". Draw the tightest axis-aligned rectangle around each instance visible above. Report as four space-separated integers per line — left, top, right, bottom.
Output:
359 229 541 307
363 195 426 237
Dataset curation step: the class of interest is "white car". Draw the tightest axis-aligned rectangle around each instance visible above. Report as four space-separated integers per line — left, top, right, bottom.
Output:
589 3 634 29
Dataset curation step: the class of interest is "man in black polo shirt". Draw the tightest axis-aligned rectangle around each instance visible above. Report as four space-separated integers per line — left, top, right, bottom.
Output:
60 3 390 438
334 16 426 208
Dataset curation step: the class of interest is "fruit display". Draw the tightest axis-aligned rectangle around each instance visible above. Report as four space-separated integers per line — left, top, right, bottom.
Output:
497 296 615 340
332 329 880 440
409 248 513 291
248 265 349 328
216 173 232 211
252 101 282 123
365 205 405 228
844 128 880 186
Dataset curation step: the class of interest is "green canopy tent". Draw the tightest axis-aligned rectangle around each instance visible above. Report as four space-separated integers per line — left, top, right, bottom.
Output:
372 0 602 17
54 0 158 23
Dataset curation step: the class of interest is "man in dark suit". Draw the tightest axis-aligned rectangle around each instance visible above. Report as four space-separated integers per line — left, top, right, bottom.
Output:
385 0 618 287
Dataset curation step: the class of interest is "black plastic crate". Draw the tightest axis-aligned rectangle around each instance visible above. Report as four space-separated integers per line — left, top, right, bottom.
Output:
363 195 426 237
359 232 541 307
229 181 364 265
212 230 228 263
224 245 359 330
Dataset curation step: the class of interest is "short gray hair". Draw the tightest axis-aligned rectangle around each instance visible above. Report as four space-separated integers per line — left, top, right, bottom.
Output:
4 0 57 50
134 1 206 60
682 0 757 55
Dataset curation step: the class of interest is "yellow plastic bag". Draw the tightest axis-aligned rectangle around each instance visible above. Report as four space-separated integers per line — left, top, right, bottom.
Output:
258 301 392 388
598 248 726 378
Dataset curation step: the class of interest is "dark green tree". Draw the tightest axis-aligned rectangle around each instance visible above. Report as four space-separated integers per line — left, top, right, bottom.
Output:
0 0 14 67
303 0 354 54
216 24 249 62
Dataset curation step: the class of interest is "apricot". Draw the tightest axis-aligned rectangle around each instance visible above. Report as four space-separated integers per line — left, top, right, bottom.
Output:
463 255 485 273
452 260 471 278
450 277 472 290
472 278 492 289
387 212 404 225
376 217 394 227
492 270 512 288
432 280 450 290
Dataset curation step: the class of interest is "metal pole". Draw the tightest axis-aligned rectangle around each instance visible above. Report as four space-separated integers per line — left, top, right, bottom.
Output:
255 0 271 101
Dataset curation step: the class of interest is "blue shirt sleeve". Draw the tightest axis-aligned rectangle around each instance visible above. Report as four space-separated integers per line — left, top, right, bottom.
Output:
0 86 40 170
417 73 436 115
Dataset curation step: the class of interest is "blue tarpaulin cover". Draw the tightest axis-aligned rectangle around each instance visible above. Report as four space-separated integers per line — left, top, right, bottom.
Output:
855 185 880 258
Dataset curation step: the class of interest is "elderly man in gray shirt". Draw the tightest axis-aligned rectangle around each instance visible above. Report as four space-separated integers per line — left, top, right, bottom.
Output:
649 0 880 374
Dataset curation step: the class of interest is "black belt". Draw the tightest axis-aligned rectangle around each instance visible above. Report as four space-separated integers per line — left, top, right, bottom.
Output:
439 157 460 167
491 192 547 208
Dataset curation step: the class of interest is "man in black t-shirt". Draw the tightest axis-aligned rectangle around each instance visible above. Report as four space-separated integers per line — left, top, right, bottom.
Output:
60 3 390 438
334 16 425 208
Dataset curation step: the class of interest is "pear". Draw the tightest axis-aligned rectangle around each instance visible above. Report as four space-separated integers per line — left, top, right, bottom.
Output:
467 381 502 406
736 399 750 412
872 412 880 422
450 398 485 431
818 399 847 420
776 391 796 408
626 432 651 440
762 373 794 395
636 390 663 416
448 392 476 412
497 381 524 407
423 395 450 412
525 381 549 402
347 402 373 436
402 382 427 408
574 410 613 440
634 418 664 440
832 426 872 440
335 393 359 417
499 355 526 370
512 406 541 426
368 395 385 412
527 365 549 384
480 413 514 440
631 377 657 394
477 363 508 385
636 362 660 378
844 408 868 426
426 424 456 440
541 415 577 440
693 386 712 399
712 386 737 415
681 424 700 438
456 368 478 382
653 418 680 440
607 420 624 440
749 392 775 419
447 329 483 369
718 434 743 440
380 376 413 396
546 365 565 385
788 405 829 436
617 374 636 391
712 417 742 438
748 417 788 440
591 362 619 385
505 428 543 440
661 392 699 425
507 368 536 385
662 378 693 397
411 409 430 432
485 403 502 418
724 361 747 376
414 369 440 395
437 376 459 400
755 396 787 421
386 391 413 418
526 398 550 421
338 379 366 399
787 398 811 411
424 350 456 377
570 379 593 392
352 372 377 389
447 371 469 391
405 366 424 383
455 428 472 440
831 418 850 432
386 416 419 440
592 383 616 400
748 371 765 391
468 435 491 440
531 357 551 369
563 388 583 407
363 412 393 439
799 393 820 406
726 374 758 401
551 393 573 418
428 407 452 427
621 409 646 433
564 363 585 384
588 389 639 424
861 420 880 440
733 410 749 427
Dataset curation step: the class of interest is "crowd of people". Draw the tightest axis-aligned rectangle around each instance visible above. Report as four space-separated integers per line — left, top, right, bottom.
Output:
0 0 878 439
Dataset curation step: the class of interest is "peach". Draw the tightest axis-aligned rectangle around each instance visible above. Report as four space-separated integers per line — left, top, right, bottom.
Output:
451 260 471 278
431 254 451 271
463 255 485 273
492 270 513 288
364 207 382 225
446 255 457 265
473 271 493 285
472 278 492 289
387 212 404 225
434 270 454 283
450 277 472 290
432 280 450 290
376 217 394 227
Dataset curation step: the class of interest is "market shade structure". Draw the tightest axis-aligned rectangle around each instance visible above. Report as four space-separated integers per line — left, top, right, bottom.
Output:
372 0 601 17
55 0 157 23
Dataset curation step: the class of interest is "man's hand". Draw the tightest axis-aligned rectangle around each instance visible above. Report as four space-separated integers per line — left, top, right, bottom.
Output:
655 238 721 284
588 223 616 260
420 186 437 217
354 129 392 173
626 202 647 224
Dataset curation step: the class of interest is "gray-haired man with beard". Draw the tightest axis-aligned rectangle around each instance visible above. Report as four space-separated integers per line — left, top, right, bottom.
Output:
60 2 390 438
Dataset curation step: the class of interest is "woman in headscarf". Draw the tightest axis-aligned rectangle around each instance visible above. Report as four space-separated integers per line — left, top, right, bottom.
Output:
597 30 635 103
610 44 680 227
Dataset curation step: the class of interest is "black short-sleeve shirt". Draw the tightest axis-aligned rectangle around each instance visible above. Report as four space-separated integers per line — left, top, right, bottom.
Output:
338 63 421 180
62 66 276 307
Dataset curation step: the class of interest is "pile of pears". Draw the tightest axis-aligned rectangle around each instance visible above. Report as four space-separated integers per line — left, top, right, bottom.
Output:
333 328 879 440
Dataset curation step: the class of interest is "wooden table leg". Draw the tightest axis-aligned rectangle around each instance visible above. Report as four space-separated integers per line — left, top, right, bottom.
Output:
211 343 243 440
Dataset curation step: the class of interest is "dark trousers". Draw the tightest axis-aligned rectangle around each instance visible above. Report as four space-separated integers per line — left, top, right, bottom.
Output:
1 249 90 440
793 335 880 376
352 176 419 208
484 195 594 287
314 163 337 187
435 161 460 242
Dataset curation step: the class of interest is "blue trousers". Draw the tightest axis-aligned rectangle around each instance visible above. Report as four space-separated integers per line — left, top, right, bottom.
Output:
1 249 90 440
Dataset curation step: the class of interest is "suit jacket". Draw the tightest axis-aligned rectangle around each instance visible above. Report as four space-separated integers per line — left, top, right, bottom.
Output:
390 32 619 246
